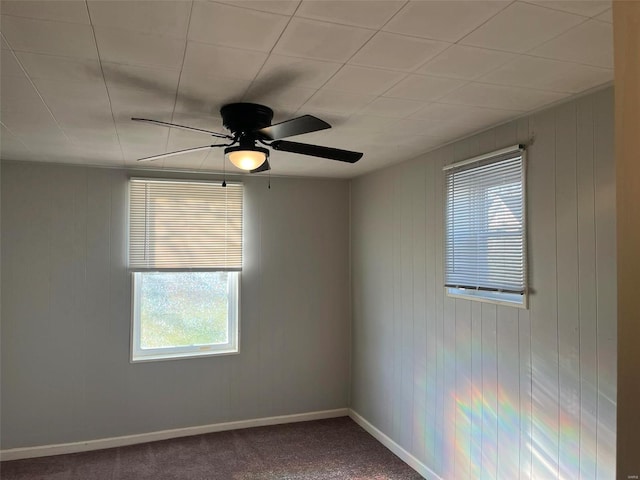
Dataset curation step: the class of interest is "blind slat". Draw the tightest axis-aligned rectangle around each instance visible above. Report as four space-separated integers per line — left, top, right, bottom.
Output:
445 153 525 294
129 179 243 270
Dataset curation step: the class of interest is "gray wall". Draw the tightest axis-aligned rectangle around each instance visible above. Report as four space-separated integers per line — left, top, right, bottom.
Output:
0 164 350 449
350 88 616 479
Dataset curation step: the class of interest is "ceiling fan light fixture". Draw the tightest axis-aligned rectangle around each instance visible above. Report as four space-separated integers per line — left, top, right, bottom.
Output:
225 145 269 171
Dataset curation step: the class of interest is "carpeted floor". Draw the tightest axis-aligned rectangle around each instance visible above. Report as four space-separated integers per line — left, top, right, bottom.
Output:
0 417 423 479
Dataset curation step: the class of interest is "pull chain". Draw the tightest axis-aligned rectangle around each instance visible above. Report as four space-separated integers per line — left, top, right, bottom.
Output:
222 152 227 187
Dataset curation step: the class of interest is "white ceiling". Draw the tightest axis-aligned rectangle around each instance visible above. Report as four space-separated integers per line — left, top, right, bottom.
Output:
0 0 613 178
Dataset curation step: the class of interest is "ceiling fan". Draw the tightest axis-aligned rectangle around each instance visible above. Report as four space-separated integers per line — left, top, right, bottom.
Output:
132 102 363 173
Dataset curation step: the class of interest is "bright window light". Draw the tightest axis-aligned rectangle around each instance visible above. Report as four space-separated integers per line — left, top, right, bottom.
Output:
132 271 239 362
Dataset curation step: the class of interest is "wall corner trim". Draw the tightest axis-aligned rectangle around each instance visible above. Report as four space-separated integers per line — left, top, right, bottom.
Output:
0 408 349 462
348 409 442 480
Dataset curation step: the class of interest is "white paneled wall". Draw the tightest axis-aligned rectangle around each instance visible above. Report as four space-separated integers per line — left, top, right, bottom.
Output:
0 166 351 449
351 88 616 479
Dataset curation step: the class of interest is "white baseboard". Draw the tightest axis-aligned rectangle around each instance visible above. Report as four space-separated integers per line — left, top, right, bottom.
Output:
348 409 443 480
0 408 349 462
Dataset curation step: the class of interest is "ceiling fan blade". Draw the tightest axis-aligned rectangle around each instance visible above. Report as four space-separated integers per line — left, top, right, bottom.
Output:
137 145 216 162
250 159 271 173
270 140 363 163
256 115 331 140
132 118 232 139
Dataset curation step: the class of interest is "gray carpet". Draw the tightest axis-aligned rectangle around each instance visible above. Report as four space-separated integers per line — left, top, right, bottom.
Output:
0 417 423 479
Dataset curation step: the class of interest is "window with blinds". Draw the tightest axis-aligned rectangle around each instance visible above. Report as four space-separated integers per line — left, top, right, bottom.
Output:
128 178 242 361
129 178 243 271
444 145 527 307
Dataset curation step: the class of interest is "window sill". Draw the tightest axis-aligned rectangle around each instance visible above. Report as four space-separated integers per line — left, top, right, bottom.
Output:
131 348 240 363
446 288 528 309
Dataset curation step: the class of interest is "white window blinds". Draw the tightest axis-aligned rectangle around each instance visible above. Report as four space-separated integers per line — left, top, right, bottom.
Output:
444 147 526 295
129 179 243 271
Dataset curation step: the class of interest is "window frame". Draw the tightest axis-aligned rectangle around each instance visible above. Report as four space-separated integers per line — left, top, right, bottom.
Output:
444 145 528 308
127 177 243 363
130 271 240 363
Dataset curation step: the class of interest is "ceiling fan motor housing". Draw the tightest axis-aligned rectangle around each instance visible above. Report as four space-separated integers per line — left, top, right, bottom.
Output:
220 103 274 135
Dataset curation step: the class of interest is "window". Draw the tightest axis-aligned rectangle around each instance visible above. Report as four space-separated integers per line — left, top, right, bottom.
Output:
444 145 527 307
128 178 243 361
